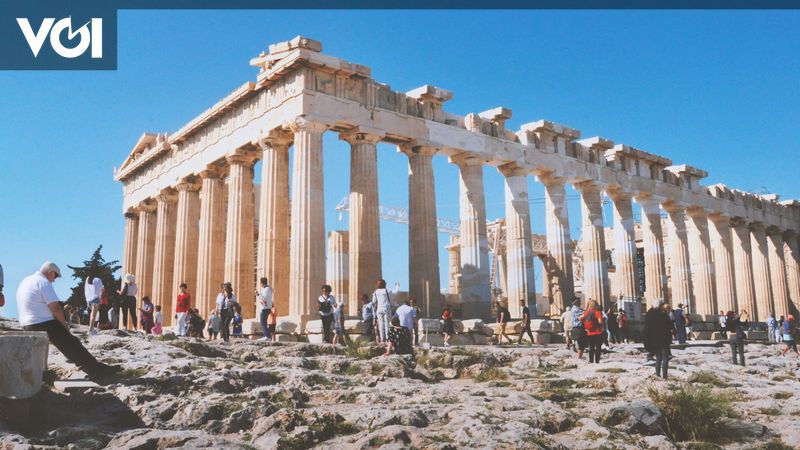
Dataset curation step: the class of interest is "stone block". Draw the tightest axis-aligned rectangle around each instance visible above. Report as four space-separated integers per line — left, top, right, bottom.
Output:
275 319 298 334
242 319 262 336
448 334 474 346
305 320 323 334
530 319 557 332
274 334 298 343
471 334 491 345
419 319 442 333
344 320 365 334
746 331 768 340
694 331 713 340
533 332 551 345
452 320 465 334
0 331 49 399
307 334 325 344
419 333 445 347
460 319 485 331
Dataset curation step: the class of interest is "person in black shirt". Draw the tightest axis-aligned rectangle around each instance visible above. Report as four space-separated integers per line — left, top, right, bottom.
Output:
517 300 534 345
495 300 512 345
644 299 672 379
384 316 413 355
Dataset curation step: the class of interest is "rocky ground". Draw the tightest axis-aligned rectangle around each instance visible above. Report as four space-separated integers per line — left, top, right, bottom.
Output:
1 317 799 449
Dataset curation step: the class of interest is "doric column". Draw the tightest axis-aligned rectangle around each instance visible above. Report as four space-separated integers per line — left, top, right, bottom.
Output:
447 235 461 296
542 176 574 309
767 227 791 320
123 211 139 278
401 144 440 317
288 118 328 324
663 203 693 308
134 201 157 303
196 169 227 319
172 178 201 315
686 206 716 315
750 223 774 321
152 189 178 324
225 151 257 320
784 231 800 315
575 181 610 309
454 154 491 319
609 190 639 302
637 196 668 304
708 213 737 313
257 133 292 318
342 129 383 316
731 218 757 318
499 164 535 319
326 231 349 309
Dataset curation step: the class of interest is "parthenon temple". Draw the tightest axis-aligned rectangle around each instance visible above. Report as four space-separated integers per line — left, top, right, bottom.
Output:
115 36 800 330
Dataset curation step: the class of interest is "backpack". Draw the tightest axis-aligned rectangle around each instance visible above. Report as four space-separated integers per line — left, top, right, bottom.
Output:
319 297 332 314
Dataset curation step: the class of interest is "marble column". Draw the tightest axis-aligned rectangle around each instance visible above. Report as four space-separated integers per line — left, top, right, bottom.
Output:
455 155 491 319
172 178 201 313
288 119 328 325
196 169 227 319
576 182 610 308
447 235 461 296
343 130 383 316
134 201 157 305
731 218 757 318
663 203 693 308
152 190 178 324
686 207 716 316
122 211 139 278
225 151 257 320
750 223 774 321
257 134 291 318
403 144 440 317
637 197 668 304
500 164 536 319
767 227 791 320
609 191 639 302
709 213 737 313
543 177 574 309
326 231 349 309
784 231 800 315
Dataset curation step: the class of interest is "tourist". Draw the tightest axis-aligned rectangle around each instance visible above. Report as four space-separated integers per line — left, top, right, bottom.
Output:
187 309 205 338
215 282 237 342
384 316 413 356
643 299 671 379
332 293 348 346
780 315 799 358
257 277 273 341
777 316 785 343
84 275 104 335
98 280 111 330
139 296 155 334
232 309 243 338
442 306 455 346
175 282 191 337
361 294 375 343
109 291 121 329
572 298 587 358
494 300 512 345
517 300 534 345
580 300 605 363
673 303 687 344
373 279 393 344
207 310 219 341
685 306 696 341
118 274 138 332
561 305 574 350
318 284 335 344
395 299 416 331
409 297 421 346
618 310 628 343
152 305 163 335
719 310 728 339
767 313 778 344
268 306 278 342
726 310 749 366
17 261 119 380
606 308 620 344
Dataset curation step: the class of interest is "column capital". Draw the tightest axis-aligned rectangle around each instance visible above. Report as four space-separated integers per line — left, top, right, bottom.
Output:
784 229 798 239
288 116 328 134
124 210 139 219
685 205 708 218
156 188 178 203
340 127 384 145
497 163 528 178
749 221 767 232
729 216 749 228
225 150 259 167
175 175 201 192
538 172 566 187
635 194 665 210
573 180 604 193
198 166 225 179
397 142 438 158
449 152 484 168
137 199 157 213
766 225 784 236
606 186 633 201
259 128 293 150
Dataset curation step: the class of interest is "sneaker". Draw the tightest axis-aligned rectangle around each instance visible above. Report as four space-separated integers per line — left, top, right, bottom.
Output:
89 330 98 336
259 337 268 341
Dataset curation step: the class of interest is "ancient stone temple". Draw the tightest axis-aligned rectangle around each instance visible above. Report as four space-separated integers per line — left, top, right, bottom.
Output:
115 36 800 330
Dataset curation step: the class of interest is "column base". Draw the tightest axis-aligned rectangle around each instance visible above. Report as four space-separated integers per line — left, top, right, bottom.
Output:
284 314 319 334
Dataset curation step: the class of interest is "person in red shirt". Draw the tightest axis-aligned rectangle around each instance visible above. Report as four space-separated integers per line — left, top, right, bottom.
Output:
580 300 605 363
175 282 191 337
618 310 628 344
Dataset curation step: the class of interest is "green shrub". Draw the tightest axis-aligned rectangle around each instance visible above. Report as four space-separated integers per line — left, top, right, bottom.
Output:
473 367 508 383
758 407 781 416
596 367 626 374
772 392 793 400
686 371 726 387
646 384 736 442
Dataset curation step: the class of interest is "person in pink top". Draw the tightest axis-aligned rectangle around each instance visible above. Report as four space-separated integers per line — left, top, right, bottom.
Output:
175 282 191 337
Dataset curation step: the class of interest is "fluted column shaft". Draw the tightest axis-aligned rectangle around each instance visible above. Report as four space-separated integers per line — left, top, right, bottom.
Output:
289 120 327 323
152 191 178 324
123 212 139 278
686 207 716 315
257 136 291 317
543 178 574 309
405 145 440 317
709 214 737 313
767 228 790 320
134 203 157 303
225 153 257 320
196 170 227 319
173 181 201 315
447 235 461 296
638 197 668 303
731 219 757 317
344 131 383 315
326 231 349 308
576 182 610 308
784 231 800 315
456 157 491 319
610 192 639 302
750 223 774 321
500 165 535 319
664 204 693 308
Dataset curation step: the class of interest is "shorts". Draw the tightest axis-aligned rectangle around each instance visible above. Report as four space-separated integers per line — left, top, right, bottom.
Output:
88 297 100 306
268 324 276 334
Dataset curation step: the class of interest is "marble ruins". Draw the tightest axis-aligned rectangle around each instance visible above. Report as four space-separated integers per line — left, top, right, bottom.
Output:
115 36 800 331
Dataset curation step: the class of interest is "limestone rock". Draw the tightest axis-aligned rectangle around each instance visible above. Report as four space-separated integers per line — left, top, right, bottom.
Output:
0 331 50 399
604 399 666 435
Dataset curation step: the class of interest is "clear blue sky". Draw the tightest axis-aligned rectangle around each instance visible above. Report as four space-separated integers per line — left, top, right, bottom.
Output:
1 10 798 319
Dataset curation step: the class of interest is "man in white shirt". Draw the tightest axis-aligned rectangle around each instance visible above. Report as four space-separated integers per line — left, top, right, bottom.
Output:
395 300 416 330
84 275 104 335
18 262 118 380
257 277 274 341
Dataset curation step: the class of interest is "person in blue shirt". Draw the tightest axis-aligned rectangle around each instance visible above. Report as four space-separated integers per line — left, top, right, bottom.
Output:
767 313 778 343
673 303 687 344
780 315 799 358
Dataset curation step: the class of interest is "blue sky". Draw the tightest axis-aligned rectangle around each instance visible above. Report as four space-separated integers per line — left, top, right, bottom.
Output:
1 10 798 319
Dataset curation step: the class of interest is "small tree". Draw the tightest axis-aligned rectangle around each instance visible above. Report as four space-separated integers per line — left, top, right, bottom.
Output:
65 245 121 309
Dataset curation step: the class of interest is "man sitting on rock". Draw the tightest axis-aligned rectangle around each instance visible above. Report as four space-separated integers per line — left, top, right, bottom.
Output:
17 261 120 380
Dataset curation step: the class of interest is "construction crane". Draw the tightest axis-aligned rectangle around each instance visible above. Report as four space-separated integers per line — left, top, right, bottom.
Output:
335 196 460 235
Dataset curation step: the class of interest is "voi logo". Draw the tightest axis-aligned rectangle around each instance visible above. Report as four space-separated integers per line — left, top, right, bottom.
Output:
16 17 102 59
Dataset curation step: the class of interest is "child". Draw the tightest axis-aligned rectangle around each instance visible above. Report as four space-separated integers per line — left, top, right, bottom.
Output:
442 306 455 347
139 296 155 335
232 311 243 338
268 306 277 342
207 310 219 341
152 305 163 335
189 309 205 339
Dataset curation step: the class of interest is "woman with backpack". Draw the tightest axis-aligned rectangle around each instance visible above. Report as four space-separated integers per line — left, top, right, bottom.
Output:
580 300 605 363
